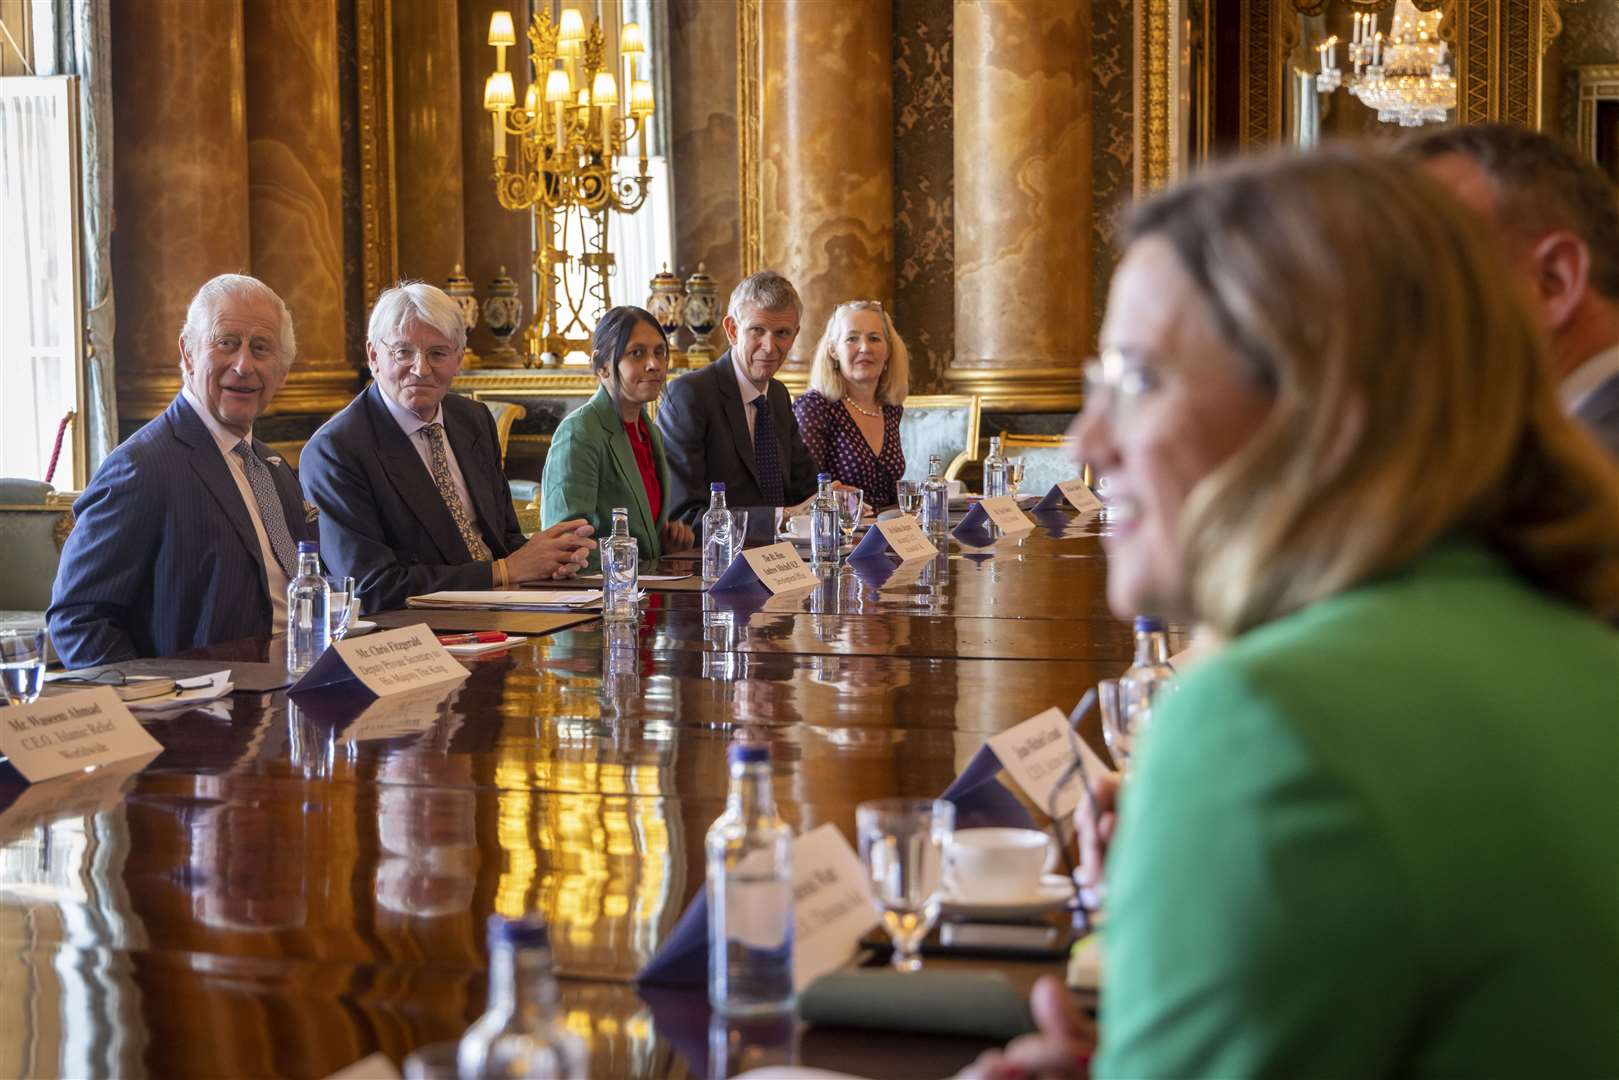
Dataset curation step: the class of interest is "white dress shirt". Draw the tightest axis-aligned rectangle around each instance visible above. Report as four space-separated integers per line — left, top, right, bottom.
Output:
1561 344 1619 416
376 392 480 530
732 352 766 442
180 387 289 634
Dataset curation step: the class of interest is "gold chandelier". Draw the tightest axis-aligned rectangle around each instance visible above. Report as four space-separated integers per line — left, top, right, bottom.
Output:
483 7 656 366
1316 0 1456 128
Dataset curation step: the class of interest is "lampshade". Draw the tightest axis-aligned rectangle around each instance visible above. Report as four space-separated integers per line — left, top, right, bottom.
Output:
591 71 619 107
483 70 516 111
577 87 591 107
629 79 654 117
487 10 516 47
620 21 646 55
544 67 573 104
524 81 540 112
558 8 586 43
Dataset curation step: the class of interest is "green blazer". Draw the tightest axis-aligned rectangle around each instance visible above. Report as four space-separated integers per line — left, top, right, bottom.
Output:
1098 544 1619 1078
540 386 671 572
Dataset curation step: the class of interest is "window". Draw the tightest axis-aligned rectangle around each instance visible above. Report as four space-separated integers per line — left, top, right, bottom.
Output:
0 75 84 487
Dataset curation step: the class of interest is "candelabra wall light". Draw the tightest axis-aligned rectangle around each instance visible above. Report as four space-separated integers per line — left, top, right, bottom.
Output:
484 7 656 368
1314 0 1456 128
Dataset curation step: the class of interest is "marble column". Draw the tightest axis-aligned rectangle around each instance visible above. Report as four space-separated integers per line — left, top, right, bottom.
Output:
759 0 894 381
950 0 1089 412
244 0 355 413
109 0 250 426
669 0 742 316
459 0 534 362
393 0 466 283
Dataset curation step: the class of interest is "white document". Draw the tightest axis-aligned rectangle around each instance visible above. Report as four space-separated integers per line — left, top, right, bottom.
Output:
791 823 880 991
127 670 234 713
406 589 601 609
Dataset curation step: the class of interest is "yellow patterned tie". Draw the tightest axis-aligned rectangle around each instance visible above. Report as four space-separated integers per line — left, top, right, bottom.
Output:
422 423 492 561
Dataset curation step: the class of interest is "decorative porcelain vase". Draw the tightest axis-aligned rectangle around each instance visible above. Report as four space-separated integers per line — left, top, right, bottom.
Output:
482 266 523 368
445 264 482 367
647 263 685 341
683 263 719 364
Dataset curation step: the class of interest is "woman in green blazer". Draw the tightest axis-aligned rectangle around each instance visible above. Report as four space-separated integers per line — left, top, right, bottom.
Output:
540 307 695 572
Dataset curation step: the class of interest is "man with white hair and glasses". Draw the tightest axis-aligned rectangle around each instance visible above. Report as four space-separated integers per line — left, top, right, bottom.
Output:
300 281 595 614
49 273 320 667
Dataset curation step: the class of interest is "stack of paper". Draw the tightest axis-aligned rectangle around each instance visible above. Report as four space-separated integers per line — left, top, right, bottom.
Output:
405 589 602 611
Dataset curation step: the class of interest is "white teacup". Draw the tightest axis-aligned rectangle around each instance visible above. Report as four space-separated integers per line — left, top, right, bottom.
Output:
784 514 813 540
943 827 1056 903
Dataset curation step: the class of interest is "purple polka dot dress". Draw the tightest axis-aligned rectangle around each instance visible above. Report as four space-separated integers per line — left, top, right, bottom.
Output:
792 389 905 507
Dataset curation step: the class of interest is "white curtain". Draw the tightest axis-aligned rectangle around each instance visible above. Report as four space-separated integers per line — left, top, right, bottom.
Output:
34 0 116 475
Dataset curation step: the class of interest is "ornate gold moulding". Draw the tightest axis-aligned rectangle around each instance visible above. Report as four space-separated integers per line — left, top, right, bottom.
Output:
943 365 1082 413
117 368 362 421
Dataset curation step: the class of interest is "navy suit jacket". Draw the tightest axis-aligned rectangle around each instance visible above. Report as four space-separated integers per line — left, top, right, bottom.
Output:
654 349 820 527
299 384 527 614
47 394 318 668
1573 368 1619 461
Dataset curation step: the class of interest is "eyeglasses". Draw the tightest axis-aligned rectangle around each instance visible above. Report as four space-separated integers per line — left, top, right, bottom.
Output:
1080 346 1165 428
381 341 461 368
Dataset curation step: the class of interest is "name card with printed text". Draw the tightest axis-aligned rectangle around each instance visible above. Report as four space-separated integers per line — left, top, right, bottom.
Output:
985 706 1106 818
1034 477 1104 513
0 687 164 784
954 495 1035 537
792 822 881 990
289 624 470 697
849 514 940 562
709 541 820 594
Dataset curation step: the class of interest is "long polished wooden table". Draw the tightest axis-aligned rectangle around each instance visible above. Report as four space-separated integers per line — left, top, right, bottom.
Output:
0 513 1157 1079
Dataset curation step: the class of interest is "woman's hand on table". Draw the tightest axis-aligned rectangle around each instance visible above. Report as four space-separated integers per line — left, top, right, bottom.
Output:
661 519 695 551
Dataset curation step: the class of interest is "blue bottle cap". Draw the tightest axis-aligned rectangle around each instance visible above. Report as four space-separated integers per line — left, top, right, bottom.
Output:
710 482 726 492
1134 616 1164 633
488 913 550 948
817 472 832 482
297 540 319 554
728 742 770 765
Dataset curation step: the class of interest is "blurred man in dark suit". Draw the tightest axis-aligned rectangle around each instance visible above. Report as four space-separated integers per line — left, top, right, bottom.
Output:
1407 124 1619 459
656 270 822 530
49 274 319 667
299 282 595 614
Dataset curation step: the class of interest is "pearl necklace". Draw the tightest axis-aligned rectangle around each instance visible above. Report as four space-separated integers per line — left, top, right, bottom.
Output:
846 398 882 419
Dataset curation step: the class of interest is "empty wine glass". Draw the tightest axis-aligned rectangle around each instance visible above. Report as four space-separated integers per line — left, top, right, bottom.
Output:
0 627 48 706
856 797 955 973
896 479 921 517
1097 678 1135 773
834 487 862 551
1008 459 1026 498
728 509 750 564
324 576 356 640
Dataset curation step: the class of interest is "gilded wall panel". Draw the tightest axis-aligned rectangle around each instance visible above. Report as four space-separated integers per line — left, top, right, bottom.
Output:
669 0 742 317
1091 1 1134 347
894 0 955 393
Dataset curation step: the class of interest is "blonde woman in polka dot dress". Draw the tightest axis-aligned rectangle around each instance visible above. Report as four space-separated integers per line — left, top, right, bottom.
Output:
792 301 910 507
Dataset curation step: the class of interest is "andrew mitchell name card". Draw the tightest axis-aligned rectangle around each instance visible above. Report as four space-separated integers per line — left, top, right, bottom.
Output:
710 541 820 594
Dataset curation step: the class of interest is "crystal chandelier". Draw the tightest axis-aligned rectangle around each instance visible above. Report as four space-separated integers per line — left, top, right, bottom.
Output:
1316 0 1457 128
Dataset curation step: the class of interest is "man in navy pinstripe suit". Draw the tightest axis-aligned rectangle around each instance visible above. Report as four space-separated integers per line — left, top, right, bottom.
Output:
48 274 319 668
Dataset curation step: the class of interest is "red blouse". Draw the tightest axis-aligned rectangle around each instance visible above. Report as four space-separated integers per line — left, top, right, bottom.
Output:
625 417 661 522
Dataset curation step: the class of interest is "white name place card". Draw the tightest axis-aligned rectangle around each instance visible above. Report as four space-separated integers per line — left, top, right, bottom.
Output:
986 706 1088 818
1034 477 1103 513
710 541 820 594
791 822 881 990
290 624 470 698
849 513 939 562
955 495 1035 536
0 687 163 784
321 1053 402 1080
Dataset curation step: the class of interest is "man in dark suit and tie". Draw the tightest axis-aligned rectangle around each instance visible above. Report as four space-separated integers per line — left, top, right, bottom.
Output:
299 282 596 614
48 274 320 668
656 270 823 530
1408 124 1619 460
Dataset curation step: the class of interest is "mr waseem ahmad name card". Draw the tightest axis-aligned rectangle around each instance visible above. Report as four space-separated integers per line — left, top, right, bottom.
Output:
0 687 163 784
709 541 820 594
289 624 470 697
791 822 880 990
955 495 1036 536
986 706 1112 818
1033 477 1104 513
849 514 939 562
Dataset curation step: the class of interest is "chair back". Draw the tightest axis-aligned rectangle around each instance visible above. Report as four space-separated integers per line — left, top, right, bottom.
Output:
0 479 75 611
481 400 528 468
899 394 982 482
999 433 1085 495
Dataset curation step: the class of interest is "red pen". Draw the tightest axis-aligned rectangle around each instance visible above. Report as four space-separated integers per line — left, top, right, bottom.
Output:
437 631 509 645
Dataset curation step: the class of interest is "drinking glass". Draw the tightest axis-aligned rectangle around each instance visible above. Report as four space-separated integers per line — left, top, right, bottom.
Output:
896 479 921 517
1097 678 1134 773
0 627 48 706
727 509 750 564
1008 459 1026 497
856 797 955 973
324 576 356 640
834 487 862 551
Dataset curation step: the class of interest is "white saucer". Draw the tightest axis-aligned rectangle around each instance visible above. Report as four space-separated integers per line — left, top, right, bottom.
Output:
941 873 1074 918
345 620 378 637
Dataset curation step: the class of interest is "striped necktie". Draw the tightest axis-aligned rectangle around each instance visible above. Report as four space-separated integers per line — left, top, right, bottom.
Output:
232 441 298 577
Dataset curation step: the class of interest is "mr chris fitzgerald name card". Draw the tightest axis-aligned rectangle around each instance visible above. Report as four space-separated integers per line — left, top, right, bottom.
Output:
289 624 469 697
